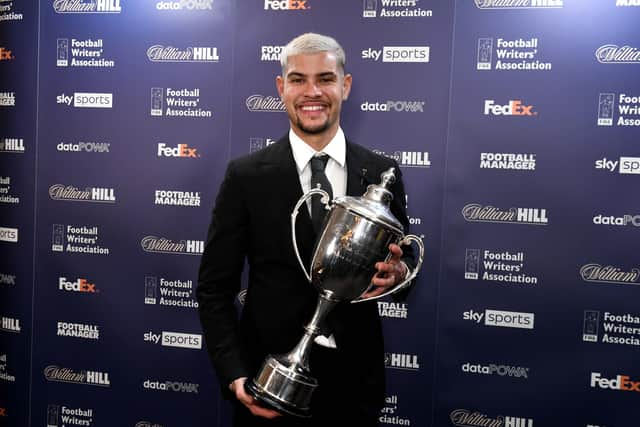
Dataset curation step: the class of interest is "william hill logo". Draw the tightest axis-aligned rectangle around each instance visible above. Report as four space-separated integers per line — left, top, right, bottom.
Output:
245 95 286 112
1 316 21 333
462 204 548 225
49 184 116 203
595 44 640 64
53 0 122 13
475 0 562 8
147 45 219 62
44 365 110 387
140 236 203 255
580 263 640 285
384 352 419 370
373 149 431 168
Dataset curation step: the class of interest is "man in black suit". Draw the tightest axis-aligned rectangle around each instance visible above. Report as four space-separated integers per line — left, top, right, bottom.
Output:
197 32 416 426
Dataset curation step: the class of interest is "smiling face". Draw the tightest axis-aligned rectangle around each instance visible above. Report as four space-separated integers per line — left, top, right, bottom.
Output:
276 51 352 148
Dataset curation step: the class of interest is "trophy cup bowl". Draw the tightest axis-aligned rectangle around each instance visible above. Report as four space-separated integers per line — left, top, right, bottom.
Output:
245 168 425 417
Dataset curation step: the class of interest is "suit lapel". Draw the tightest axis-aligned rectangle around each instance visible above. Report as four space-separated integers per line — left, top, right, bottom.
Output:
346 140 374 197
260 136 316 263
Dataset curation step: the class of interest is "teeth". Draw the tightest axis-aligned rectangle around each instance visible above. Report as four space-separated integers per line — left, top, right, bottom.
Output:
301 105 323 111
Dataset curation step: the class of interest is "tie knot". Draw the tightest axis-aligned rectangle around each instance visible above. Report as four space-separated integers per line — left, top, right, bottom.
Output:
310 154 329 172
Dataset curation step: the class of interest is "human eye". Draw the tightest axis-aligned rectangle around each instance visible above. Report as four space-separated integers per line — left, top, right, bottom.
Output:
319 74 337 84
288 74 304 84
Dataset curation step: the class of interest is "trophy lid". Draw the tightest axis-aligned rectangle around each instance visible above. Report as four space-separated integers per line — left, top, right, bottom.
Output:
333 168 404 234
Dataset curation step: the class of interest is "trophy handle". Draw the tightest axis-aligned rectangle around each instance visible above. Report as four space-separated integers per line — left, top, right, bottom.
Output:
291 188 332 282
351 234 425 303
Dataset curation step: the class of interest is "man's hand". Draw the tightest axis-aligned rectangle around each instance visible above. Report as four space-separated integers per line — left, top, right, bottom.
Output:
361 244 407 299
230 377 282 419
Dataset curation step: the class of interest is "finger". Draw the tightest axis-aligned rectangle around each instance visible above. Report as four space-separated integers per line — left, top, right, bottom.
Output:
388 244 403 259
360 286 385 299
371 274 395 288
249 404 282 419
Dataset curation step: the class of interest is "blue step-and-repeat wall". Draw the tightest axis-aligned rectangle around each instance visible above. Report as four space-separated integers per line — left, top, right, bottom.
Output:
1 1 639 426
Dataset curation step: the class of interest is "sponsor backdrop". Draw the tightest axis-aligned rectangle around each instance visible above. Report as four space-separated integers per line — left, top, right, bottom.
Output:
0 1 638 426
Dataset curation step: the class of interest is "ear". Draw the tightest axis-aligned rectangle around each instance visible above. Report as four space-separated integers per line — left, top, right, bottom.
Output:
342 73 352 101
276 75 285 98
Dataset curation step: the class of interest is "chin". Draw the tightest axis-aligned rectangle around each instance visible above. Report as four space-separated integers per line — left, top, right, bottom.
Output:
297 121 330 135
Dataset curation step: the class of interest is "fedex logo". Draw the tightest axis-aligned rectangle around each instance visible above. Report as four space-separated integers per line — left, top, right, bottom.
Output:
157 143 199 158
484 100 537 116
591 372 640 392
0 47 14 61
59 277 98 293
264 0 308 10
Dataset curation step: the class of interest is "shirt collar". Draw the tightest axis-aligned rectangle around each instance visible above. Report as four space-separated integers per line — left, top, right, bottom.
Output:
289 127 346 173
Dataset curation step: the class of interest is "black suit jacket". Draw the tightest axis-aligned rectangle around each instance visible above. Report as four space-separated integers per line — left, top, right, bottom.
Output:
196 135 415 415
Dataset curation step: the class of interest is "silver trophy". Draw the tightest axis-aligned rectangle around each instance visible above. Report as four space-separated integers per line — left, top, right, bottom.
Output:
245 167 424 417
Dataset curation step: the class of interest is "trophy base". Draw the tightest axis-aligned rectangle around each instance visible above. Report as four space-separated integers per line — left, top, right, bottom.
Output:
244 355 317 418
245 380 312 418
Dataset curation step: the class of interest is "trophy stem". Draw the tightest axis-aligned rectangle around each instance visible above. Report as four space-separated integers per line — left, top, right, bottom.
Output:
245 290 339 417
287 291 338 368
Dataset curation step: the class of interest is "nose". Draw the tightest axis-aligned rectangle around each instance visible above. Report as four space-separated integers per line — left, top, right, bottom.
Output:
303 80 322 97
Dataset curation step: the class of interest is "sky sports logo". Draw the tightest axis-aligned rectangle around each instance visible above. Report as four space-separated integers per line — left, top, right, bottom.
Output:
594 156 640 174
56 92 113 108
0 227 18 243
463 309 535 329
143 331 202 349
361 46 430 62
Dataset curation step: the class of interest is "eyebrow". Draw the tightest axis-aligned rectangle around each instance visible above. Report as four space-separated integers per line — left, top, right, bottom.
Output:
286 71 337 79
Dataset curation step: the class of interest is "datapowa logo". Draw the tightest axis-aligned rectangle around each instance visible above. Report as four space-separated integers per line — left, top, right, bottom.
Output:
143 379 199 393
461 362 529 379
360 100 425 112
156 0 213 10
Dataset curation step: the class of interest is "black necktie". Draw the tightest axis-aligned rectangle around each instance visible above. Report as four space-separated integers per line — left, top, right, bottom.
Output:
310 154 333 234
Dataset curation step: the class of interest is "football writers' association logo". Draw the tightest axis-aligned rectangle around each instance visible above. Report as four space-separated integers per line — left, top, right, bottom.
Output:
477 38 493 70
363 0 377 17
249 137 276 153
151 88 163 116
583 310 599 342
597 93 614 126
52 224 65 251
145 276 157 304
47 404 59 427
57 39 69 66
465 249 481 279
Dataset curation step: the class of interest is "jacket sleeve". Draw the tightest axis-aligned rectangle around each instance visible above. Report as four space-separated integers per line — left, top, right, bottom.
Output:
196 161 251 397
